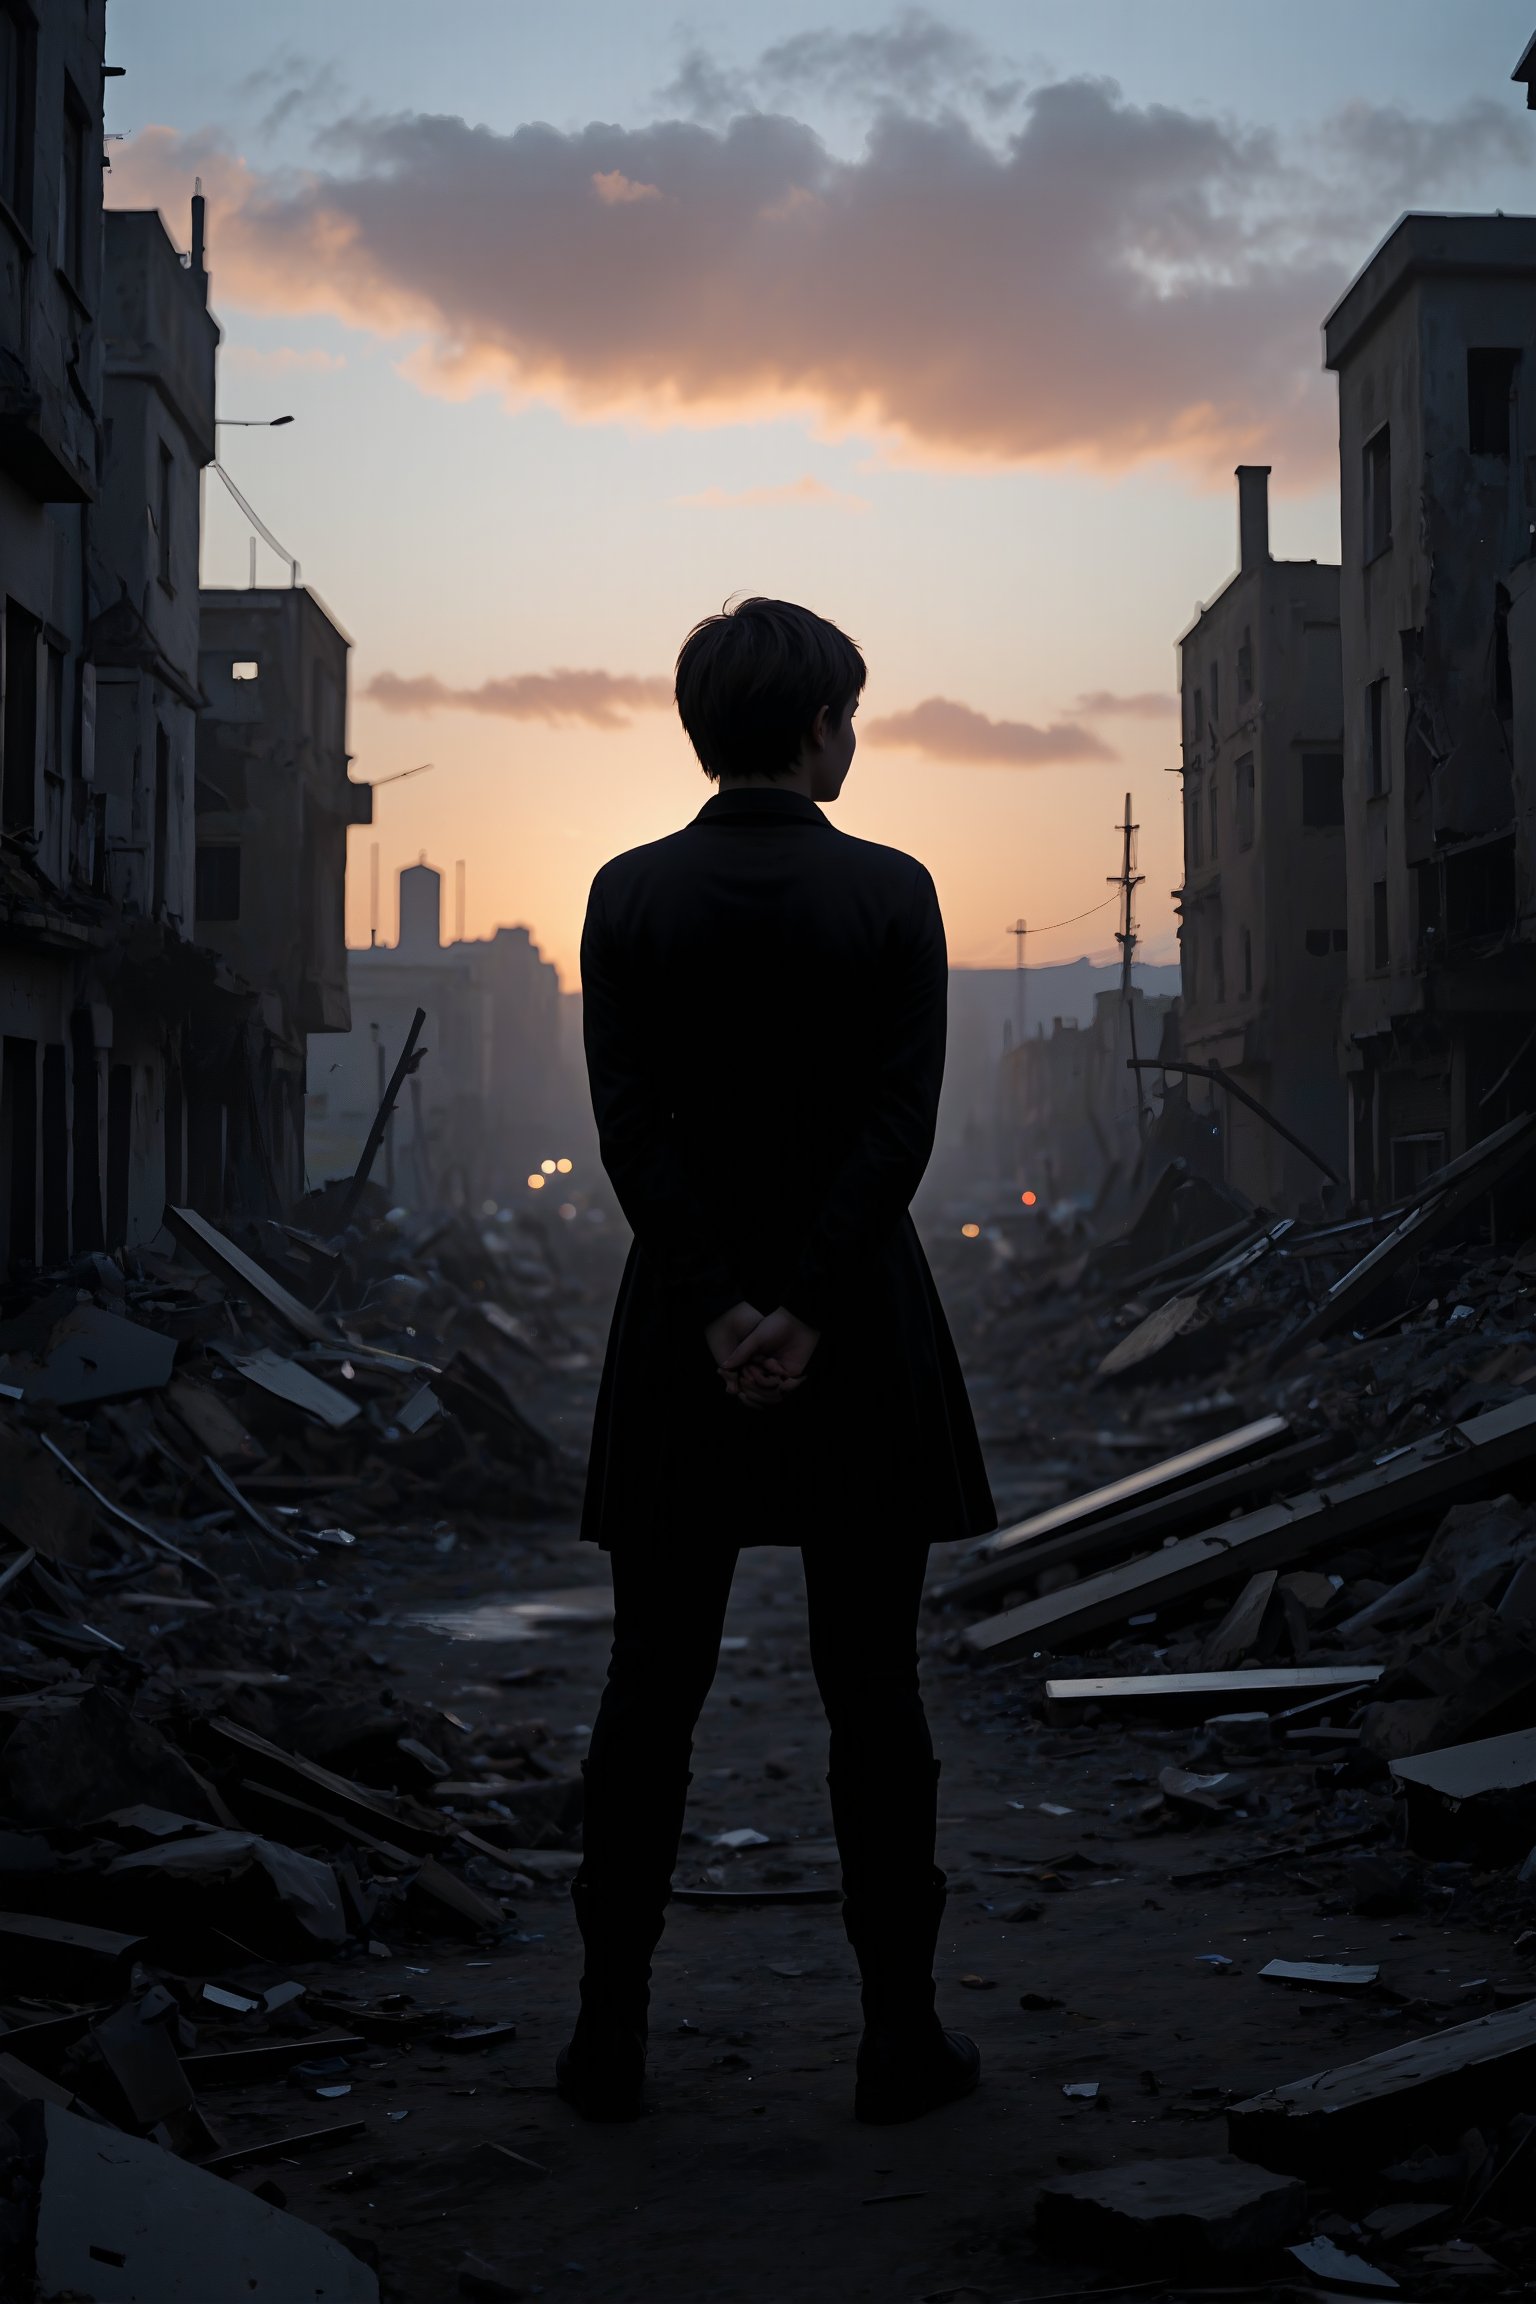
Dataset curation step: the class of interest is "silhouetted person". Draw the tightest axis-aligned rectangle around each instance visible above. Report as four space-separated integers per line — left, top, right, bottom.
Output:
560 597 995 2124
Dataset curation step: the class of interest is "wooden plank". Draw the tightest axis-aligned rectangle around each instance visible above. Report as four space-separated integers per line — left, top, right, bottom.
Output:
0 1912 147 1993
941 1417 1290 1579
962 1394 1536 1662
198 2119 367 2173
1390 1725 1536 1859
181 2034 366 2087
1269 1112 1536 1367
164 1205 331 1344
932 1436 1329 1609
1044 1666 1382 1718
204 1716 444 1853
1228 1997 1536 2174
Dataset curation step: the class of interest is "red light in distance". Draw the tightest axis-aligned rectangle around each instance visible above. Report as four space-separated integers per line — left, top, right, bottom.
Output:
1020 1190 1038 1207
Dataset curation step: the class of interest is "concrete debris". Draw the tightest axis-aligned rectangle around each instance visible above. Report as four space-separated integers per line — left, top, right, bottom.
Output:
15 2096 378 2300
0 1199 605 2268
1035 2152 1307 2264
1228 1997 1536 2172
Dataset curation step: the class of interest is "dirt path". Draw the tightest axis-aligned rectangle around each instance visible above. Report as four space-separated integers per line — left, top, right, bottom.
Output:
216 1510 1517 2303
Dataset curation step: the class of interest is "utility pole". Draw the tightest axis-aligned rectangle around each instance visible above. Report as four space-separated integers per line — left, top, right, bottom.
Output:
1007 916 1028 1044
1109 794 1150 1139
1110 794 1142 995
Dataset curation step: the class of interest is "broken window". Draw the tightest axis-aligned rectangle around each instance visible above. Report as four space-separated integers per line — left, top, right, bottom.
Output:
1191 686 1204 743
195 842 241 923
157 444 173 592
1208 780 1219 860
1209 661 1220 728
1305 929 1331 956
42 643 63 784
1236 627 1253 705
1241 926 1253 996
152 723 170 917
0 5 33 225
58 79 87 289
1495 583 1513 722
1363 425 1392 561
1371 878 1389 971
1188 785 1202 868
1391 1132 1447 1199
1445 835 1516 944
2 599 38 834
1368 677 1388 796
1184 929 1198 1003
1235 753 1255 850
1301 751 1344 828
1468 348 1519 459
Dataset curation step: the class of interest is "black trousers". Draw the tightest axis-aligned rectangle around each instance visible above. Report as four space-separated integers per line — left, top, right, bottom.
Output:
580 1537 936 1922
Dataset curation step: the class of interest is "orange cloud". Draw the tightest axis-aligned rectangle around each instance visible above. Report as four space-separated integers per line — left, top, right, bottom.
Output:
867 697 1116 766
107 82 1527 478
364 668 671 728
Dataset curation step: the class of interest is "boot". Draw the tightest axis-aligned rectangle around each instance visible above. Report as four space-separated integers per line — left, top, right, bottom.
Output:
844 1868 980 2124
555 1759 690 2121
555 1877 657 2122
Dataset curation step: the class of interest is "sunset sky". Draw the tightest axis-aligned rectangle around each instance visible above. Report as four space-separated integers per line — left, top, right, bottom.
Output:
108 3 1536 986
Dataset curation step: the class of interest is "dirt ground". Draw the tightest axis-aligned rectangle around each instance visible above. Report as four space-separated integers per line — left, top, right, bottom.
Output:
197 1349 1524 2304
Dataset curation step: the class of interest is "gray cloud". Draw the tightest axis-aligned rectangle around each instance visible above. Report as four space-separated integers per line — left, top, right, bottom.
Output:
867 697 1116 765
365 669 672 728
663 8 1026 125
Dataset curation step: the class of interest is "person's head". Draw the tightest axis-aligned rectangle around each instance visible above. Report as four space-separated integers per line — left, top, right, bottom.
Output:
674 596 865 801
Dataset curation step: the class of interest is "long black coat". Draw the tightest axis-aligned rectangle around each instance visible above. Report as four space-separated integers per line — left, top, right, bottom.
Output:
578 786 995 1554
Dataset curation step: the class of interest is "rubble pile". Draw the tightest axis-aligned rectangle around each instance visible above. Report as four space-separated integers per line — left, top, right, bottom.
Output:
933 1118 1536 2294
0 1193 607 2297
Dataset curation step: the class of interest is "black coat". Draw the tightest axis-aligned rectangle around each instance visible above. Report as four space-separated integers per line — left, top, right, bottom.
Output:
578 786 995 1553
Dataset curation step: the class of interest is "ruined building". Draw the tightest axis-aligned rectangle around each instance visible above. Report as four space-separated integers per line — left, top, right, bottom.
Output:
0 2 363 1269
1325 214 1536 1198
996 988 1175 1212
305 861 566 1207
194 588 372 1208
1173 467 1347 1214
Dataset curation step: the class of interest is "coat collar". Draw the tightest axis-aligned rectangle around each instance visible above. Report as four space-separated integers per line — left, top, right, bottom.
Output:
693 787 829 828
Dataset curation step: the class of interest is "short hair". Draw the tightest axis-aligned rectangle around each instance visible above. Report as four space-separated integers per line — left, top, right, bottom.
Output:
674 596 866 781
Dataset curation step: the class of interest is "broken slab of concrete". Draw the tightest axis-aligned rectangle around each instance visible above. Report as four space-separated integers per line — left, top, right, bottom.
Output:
1228 1995 1536 2173
1390 1725 1536 1860
1202 1569 1278 1670
0 1292 177 1407
962 1394 1536 1662
20 2095 377 2300
1035 2153 1307 2265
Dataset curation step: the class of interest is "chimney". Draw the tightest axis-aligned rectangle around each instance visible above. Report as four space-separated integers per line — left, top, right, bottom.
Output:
190 179 208 304
1237 464 1270 573
397 861 442 956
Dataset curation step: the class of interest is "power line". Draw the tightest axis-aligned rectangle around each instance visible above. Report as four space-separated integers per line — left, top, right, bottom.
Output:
1023 892 1119 937
211 459 298 584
